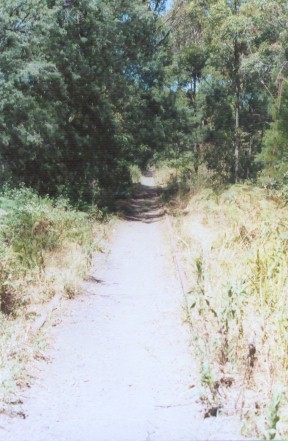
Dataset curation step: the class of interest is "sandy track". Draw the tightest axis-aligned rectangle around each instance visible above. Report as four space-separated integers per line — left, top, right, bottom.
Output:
0 178 243 441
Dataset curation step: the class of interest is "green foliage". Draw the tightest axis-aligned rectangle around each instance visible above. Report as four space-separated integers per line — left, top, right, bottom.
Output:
0 0 174 205
265 386 285 440
0 185 102 317
1 0 288 201
129 165 142 184
169 0 287 184
258 83 288 186
0 187 94 269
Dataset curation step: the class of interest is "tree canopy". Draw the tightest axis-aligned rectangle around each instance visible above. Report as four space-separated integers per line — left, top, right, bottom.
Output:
1 0 288 204
169 0 288 184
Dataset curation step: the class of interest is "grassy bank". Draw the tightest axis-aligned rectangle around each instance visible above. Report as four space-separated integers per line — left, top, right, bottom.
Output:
0 187 112 412
158 165 288 439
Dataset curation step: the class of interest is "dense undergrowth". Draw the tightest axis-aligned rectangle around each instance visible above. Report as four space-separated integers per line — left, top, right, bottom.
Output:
0 186 111 410
156 164 288 440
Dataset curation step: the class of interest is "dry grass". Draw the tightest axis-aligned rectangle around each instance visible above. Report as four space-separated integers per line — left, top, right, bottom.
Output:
153 163 178 187
0 227 110 412
0 188 113 413
170 183 288 439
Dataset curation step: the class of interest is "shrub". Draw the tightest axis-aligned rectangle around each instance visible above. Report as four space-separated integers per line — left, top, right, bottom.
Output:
0 186 101 315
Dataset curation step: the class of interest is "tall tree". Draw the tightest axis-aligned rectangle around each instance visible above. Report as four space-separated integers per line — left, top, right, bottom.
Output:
0 0 173 204
169 0 273 182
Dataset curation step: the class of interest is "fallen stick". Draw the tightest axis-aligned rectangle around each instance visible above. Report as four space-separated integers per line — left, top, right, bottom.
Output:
28 291 63 337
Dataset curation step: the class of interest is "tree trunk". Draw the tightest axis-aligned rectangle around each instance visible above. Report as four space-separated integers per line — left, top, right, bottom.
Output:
234 0 241 183
245 136 253 179
235 88 240 183
194 143 200 173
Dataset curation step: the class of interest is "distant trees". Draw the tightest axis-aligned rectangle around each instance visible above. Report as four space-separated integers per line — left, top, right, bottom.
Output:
169 0 288 184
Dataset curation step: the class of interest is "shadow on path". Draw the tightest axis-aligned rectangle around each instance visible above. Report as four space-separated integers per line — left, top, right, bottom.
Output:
116 173 165 223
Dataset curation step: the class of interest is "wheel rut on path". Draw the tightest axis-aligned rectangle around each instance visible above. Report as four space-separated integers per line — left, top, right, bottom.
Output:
0 176 243 441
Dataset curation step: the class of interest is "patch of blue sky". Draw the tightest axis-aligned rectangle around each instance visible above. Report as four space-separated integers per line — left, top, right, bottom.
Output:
166 0 173 10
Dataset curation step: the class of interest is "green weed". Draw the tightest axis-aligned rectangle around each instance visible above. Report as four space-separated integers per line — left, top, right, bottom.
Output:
129 165 142 184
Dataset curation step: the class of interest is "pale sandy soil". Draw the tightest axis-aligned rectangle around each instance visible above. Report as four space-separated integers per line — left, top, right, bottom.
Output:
0 177 244 441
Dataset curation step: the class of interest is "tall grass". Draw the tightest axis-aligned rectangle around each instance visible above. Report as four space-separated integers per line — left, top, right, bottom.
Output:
0 186 111 410
172 181 288 439
129 164 142 184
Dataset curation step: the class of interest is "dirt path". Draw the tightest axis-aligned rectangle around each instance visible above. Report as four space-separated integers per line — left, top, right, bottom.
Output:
0 177 243 441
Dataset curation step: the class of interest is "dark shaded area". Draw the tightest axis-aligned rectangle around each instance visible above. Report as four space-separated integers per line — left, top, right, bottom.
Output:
0 1 172 206
116 174 165 223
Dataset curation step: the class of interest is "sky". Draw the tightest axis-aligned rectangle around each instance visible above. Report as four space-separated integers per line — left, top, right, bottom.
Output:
166 0 173 10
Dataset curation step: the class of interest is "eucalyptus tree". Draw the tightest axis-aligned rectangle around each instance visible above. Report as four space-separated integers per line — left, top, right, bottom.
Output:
251 0 288 180
169 0 274 182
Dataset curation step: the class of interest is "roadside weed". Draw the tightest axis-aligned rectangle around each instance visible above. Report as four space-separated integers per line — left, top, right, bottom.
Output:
172 183 288 437
0 186 111 409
